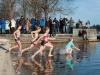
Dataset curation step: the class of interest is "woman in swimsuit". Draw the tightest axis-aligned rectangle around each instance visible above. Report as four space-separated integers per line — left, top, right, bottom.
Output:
6 25 22 54
21 26 41 55
31 27 56 59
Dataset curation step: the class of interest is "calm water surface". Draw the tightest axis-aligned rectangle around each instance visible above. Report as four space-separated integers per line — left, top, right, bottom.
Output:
10 42 100 75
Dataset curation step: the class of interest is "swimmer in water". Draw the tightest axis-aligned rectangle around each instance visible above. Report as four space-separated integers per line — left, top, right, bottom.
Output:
65 37 80 54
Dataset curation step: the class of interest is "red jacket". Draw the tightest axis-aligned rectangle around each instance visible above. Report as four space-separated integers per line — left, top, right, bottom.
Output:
82 30 87 35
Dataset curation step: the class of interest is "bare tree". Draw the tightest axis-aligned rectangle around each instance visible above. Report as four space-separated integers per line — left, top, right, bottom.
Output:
0 0 76 20
16 0 30 19
28 0 43 18
41 0 76 19
0 0 10 19
0 0 17 20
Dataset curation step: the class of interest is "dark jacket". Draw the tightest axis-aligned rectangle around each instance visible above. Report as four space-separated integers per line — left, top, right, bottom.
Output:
45 20 50 27
19 18 26 26
63 18 68 26
53 19 59 28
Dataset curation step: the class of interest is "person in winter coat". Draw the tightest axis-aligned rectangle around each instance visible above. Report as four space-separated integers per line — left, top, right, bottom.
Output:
1 18 6 34
69 17 75 34
19 16 26 34
0 20 1 34
52 22 56 37
59 18 63 33
62 16 68 34
25 18 30 33
53 18 59 33
5 19 10 34
10 18 16 34
82 28 88 40
30 17 36 31
39 18 44 34
16 19 20 28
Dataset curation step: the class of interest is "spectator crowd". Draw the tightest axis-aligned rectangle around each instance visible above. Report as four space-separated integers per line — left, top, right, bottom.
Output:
0 16 90 37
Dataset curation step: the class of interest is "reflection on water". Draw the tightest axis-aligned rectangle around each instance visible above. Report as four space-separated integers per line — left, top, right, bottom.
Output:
76 43 90 63
12 56 53 75
10 42 100 75
65 54 74 70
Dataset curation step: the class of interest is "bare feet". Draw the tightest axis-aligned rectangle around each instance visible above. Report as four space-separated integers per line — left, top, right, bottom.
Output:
20 50 23 55
5 50 9 53
5 48 10 53
40 51 42 56
48 54 53 57
18 51 22 57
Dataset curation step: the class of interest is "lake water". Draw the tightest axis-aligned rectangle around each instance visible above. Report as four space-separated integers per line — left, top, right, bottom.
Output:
10 42 100 75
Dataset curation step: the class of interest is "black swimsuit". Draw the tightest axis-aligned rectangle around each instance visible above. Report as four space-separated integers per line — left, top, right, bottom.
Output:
41 40 48 46
15 37 20 41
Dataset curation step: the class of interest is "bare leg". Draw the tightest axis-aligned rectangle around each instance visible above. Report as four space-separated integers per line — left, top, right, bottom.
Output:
35 44 42 55
48 58 53 69
31 46 45 59
44 42 53 57
40 50 43 56
48 47 53 56
21 44 34 55
16 41 22 54
9 45 18 52
66 48 73 54
35 44 40 48
69 48 73 54
66 49 69 54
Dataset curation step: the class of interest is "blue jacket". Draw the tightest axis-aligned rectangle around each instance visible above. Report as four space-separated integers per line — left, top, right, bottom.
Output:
1 19 6 29
30 18 36 26
0 20 1 28
40 19 44 26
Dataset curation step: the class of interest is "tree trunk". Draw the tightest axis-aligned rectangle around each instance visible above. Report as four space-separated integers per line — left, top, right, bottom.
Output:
23 2 26 19
23 9 26 19
45 0 48 20
9 2 13 20
45 11 48 20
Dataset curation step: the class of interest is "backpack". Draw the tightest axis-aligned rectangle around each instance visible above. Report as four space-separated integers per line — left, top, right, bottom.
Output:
78 30 82 37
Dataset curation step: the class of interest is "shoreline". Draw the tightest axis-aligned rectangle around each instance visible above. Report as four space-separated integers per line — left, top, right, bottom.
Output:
0 39 15 75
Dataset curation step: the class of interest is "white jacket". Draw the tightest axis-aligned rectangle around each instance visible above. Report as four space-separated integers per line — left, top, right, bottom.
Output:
5 20 10 30
11 19 16 28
